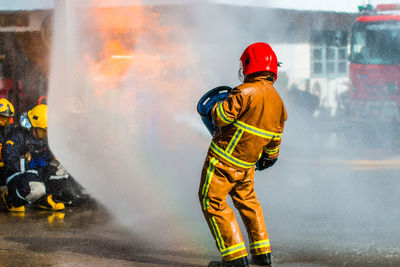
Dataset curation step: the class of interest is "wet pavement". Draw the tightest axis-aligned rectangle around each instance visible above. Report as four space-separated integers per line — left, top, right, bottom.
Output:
0 192 399 266
0 201 208 266
0 200 335 267
0 200 327 267
0 197 398 267
0 148 400 266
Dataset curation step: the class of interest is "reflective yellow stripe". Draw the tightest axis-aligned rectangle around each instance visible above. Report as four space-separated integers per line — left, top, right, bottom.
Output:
5 140 14 145
210 141 255 169
234 120 281 140
226 128 244 155
264 146 279 155
210 216 225 250
251 239 270 245
216 102 234 124
221 242 247 257
250 239 270 250
202 157 218 210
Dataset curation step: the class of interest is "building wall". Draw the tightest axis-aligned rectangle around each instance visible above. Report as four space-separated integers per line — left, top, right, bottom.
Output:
0 11 49 32
275 43 311 88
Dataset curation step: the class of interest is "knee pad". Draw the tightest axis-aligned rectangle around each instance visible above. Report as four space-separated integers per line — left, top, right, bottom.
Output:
25 182 46 203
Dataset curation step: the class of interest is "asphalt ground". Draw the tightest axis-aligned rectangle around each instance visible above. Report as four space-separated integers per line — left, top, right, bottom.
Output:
0 199 398 267
0 145 399 266
0 201 340 266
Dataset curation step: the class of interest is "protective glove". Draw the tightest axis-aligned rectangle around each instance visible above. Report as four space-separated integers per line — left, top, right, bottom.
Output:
256 152 277 171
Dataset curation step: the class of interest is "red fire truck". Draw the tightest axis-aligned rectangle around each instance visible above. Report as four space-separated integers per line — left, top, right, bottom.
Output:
349 4 400 145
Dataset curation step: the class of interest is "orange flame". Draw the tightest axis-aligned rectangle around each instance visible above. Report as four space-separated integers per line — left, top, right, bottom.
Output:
85 6 140 93
84 2 191 102
82 1 197 147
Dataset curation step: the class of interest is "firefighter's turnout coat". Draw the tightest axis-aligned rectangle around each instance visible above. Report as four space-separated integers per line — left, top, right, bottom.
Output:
2 127 50 207
199 73 287 261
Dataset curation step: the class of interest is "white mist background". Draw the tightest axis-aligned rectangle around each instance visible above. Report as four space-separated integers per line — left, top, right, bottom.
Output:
46 0 400 257
47 0 211 246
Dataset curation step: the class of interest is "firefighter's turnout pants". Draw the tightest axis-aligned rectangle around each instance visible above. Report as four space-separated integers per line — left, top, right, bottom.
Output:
199 154 270 261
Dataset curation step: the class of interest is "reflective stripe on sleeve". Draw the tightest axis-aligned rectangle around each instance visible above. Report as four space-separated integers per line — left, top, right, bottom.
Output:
216 102 234 124
264 146 279 155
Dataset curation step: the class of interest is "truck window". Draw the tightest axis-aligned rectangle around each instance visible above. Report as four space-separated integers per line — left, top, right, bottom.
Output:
350 22 400 65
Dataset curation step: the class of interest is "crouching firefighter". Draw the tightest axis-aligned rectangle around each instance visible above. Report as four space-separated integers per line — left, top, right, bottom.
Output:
1 104 65 212
0 98 16 186
20 112 86 207
197 42 287 267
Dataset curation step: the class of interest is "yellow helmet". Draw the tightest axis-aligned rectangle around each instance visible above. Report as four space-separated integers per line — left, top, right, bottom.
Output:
0 98 14 117
28 104 48 129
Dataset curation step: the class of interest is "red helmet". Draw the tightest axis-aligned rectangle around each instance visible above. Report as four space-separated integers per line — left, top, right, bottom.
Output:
240 42 278 78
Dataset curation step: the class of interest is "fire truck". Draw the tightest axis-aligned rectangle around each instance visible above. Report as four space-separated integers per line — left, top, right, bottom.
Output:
348 3 400 145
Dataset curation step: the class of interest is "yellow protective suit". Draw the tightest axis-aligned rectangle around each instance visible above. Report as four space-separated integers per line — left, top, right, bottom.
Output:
199 73 287 261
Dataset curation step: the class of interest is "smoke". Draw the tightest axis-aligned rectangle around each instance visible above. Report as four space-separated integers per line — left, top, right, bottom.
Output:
47 0 400 262
47 0 211 247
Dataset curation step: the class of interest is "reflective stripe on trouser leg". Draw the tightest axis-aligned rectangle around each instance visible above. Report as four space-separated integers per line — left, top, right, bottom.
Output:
230 166 271 255
198 155 248 261
250 239 271 255
201 157 218 210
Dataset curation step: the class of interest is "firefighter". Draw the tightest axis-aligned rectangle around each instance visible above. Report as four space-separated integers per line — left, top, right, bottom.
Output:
1 104 65 212
0 98 16 185
199 42 287 267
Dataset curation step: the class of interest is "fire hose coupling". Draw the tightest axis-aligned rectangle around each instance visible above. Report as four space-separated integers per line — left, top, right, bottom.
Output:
197 86 232 135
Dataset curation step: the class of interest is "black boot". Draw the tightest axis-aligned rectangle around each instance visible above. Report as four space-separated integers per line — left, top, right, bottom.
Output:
208 256 249 267
252 253 272 266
